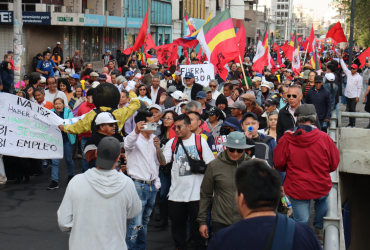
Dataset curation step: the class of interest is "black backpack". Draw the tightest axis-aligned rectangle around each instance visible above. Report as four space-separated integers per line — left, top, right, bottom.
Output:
254 136 274 167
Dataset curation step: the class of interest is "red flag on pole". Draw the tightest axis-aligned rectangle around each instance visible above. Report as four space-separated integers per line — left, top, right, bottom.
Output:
306 25 315 54
197 48 203 62
155 43 178 66
123 10 149 55
234 24 246 63
273 43 282 64
144 33 155 52
357 47 370 68
326 22 347 43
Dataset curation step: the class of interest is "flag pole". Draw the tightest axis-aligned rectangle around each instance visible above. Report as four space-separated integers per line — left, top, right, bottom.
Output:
303 42 309 65
239 55 249 90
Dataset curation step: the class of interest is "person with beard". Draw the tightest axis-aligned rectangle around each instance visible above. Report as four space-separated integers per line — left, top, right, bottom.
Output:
215 94 232 118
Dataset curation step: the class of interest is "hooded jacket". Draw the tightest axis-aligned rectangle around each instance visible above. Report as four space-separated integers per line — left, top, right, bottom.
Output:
198 151 250 226
273 126 340 200
216 94 231 118
57 168 142 250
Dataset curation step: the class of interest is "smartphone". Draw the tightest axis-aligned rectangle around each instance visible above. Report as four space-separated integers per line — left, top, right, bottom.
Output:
115 160 121 172
142 122 157 131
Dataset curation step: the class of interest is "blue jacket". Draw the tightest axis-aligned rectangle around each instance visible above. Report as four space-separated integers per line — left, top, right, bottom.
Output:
1 69 13 93
51 107 76 145
305 86 331 120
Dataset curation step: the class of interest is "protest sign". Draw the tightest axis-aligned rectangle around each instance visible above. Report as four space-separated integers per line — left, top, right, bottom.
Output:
180 64 215 87
214 135 227 155
0 93 64 159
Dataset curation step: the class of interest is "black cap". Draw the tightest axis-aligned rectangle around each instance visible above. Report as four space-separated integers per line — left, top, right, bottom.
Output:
207 107 225 120
23 75 29 80
164 70 172 77
96 137 121 169
241 112 258 123
263 98 279 106
314 75 323 83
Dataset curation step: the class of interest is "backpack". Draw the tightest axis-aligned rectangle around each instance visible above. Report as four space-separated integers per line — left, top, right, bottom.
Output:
254 135 274 167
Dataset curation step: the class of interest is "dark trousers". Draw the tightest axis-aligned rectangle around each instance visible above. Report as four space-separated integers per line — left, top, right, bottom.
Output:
211 221 229 235
346 97 357 125
168 200 206 250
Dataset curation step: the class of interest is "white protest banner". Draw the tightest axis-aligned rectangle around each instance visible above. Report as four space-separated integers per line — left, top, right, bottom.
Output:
180 64 215 87
0 93 64 159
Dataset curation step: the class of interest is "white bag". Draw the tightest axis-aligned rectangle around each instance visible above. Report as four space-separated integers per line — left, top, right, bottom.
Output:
0 154 7 186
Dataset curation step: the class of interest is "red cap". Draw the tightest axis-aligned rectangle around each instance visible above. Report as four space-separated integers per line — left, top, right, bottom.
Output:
351 64 358 69
281 64 286 68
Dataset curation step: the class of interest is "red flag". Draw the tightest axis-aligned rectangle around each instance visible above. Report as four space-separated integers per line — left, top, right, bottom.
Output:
297 37 303 45
273 43 279 52
234 24 246 63
306 25 315 54
273 43 282 64
326 22 347 43
144 33 155 52
357 47 370 68
123 10 149 55
156 43 178 66
173 38 199 48
197 48 203 62
145 53 152 59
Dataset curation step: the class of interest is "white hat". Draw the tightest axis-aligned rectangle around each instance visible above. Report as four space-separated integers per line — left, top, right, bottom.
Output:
325 73 335 81
261 82 270 88
149 104 162 112
183 93 189 100
90 72 99 77
134 73 142 79
56 41 61 45
95 112 119 125
40 76 46 83
171 90 183 101
252 77 262 82
92 81 100 88
174 71 181 76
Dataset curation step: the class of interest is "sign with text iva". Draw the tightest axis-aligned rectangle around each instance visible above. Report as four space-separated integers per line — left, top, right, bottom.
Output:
0 93 64 159
180 64 215 87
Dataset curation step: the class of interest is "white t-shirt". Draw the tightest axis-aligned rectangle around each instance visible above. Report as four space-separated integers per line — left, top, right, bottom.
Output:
44 89 68 105
163 134 215 202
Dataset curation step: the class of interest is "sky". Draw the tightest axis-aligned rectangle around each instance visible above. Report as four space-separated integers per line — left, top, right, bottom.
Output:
293 0 331 19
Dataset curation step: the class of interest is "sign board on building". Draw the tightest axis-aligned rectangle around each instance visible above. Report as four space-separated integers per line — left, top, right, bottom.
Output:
107 16 124 27
0 11 51 25
84 14 105 27
127 17 143 28
58 17 73 22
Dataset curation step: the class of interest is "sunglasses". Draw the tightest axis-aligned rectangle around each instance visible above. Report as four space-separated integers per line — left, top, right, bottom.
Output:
350 68 356 70
287 94 298 98
228 148 244 153
172 125 185 131
209 85 217 88
139 88 146 91
104 123 115 127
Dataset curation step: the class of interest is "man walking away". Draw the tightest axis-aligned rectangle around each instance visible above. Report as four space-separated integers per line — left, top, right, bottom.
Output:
339 53 363 127
57 137 142 250
274 104 339 242
72 50 84 73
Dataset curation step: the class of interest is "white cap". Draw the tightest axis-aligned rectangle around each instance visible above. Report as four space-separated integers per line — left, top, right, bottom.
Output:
134 73 142 79
174 71 181 76
40 76 46 83
261 82 270 88
149 104 162 112
56 41 61 45
92 81 100 88
95 112 119 125
183 93 189 100
325 73 335 81
171 90 183 101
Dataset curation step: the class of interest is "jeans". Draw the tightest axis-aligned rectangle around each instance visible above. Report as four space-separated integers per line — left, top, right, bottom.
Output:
341 82 347 104
289 194 329 229
159 170 171 203
80 136 89 173
126 181 157 250
168 200 206 250
346 97 357 125
51 141 74 182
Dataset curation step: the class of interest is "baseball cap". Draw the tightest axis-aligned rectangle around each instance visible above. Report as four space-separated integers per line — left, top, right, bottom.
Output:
261 83 271 88
325 73 335 81
40 77 46 83
286 69 293 73
164 70 172 77
92 81 100 88
72 73 80 80
208 107 222 117
219 131 254 149
125 71 133 78
294 104 316 117
314 75 323 83
149 104 162 112
167 86 177 94
280 64 286 68
174 71 181 76
95 112 119 125
202 87 212 93
7 50 13 54
229 100 246 111
263 98 279 106
184 72 194 79
96 137 121 170
351 64 358 69
171 90 183 101
241 112 258 123
56 41 61 45
196 91 207 99
23 75 29 80
90 72 99 77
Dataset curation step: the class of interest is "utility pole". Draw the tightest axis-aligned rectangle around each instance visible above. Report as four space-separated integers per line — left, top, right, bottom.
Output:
147 0 151 33
13 0 23 85
348 0 355 63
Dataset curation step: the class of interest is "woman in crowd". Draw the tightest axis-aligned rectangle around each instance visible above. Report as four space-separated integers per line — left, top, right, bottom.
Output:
156 110 178 228
68 85 85 115
206 107 226 138
1 61 14 93
231 87 243 102
215 94 231 118
60 60 75 78
240 93 263 117
48 98 76 190
135 83 152 107
118 91 128 108
258 110 278 140
33 87 54 110
58 78 74 103
302 71 316 97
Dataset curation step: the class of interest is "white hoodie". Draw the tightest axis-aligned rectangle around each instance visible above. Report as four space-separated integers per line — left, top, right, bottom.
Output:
57 168 142 250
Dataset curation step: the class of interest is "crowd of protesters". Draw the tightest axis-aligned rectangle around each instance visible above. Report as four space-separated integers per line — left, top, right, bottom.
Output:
3 40 370 250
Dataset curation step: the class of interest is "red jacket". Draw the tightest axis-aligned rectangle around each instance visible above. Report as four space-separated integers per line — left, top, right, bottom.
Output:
77 102 95 138
273 128 339 200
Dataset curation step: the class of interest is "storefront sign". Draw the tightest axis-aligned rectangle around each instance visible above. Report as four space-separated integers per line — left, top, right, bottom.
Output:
127 17 142 28
0 11 51 25
84 14 105 27
180 64 215 87
58 17 73 22
107 16 124 27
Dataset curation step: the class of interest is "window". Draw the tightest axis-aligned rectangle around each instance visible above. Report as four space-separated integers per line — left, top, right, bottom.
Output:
285 12 288 17
277 12 280 17
104 28 121 54
277 5 280 9
82 27 101 62
285 5 288 9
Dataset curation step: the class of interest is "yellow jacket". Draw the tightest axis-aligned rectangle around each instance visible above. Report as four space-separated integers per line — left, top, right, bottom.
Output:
64 92 140 135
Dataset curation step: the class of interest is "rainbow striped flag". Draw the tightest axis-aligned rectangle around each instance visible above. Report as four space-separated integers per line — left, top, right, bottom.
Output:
196 9 239 80
184 10 196 36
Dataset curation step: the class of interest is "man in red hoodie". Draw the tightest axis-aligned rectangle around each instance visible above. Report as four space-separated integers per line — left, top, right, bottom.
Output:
77 88 95 172
273 104 339 239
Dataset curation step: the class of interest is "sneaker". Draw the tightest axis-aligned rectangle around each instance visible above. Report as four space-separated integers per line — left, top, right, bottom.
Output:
315 227 324 244
42 161 51 170
47 181 59 190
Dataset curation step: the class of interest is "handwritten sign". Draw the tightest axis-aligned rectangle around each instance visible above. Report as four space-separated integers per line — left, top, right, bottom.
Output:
0 93 64 159
180 64 215 87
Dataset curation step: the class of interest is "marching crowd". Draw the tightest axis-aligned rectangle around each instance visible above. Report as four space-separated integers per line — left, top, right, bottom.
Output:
2 41 370 250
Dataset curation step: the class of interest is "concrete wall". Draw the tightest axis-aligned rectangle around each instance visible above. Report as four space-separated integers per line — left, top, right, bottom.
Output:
25 25 64 73
106 0 123 17
244 10 265 38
